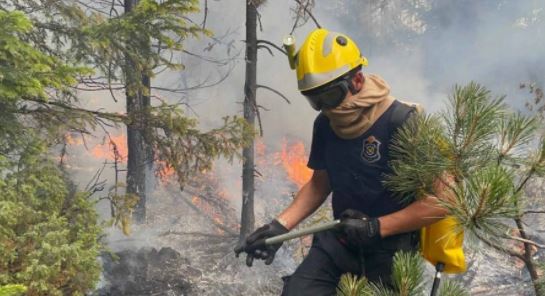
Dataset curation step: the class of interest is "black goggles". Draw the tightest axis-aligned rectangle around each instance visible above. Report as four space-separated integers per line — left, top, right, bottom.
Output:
302 78 356 111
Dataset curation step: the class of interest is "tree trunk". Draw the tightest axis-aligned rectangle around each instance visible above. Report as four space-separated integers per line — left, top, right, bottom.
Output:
239 1 258 241
125 0 153 224
516 218 543 296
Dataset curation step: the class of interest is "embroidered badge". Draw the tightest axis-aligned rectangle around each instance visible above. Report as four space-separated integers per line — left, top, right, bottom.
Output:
361 136 381 163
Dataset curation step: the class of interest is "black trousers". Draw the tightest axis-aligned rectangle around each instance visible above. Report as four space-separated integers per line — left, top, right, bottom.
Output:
281 230 418 296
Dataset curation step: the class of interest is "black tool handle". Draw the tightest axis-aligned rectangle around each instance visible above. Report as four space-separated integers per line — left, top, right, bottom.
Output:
430 262 445 296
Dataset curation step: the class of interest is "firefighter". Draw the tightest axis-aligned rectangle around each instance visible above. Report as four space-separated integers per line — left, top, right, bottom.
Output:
236 28 453 295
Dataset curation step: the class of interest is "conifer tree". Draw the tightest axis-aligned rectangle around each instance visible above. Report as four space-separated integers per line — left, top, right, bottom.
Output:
0 1 253 293
337 82 545 295
0 11 101 295
0 0 254 231
336 252 468 296
385 82 545 295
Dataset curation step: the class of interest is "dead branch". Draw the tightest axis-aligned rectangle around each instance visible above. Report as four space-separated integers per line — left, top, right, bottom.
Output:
152 62 236 94
502 234 545 249
256 104 270 111
257 44 273 56
474 232 526 261
257 84 291 104
202 0 208 29
290 0 312 34
256 40 287 56
523 210 545 215
22 97 127 122
159 230 235 239
254 101 264 136
84 161 108 194
294 0 321 29
178 189 238 236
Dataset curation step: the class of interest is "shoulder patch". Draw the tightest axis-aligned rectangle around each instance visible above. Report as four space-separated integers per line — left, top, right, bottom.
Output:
361 135 381 163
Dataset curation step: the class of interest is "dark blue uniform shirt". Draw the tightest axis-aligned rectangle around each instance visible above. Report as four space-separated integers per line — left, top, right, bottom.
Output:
308 100 413 219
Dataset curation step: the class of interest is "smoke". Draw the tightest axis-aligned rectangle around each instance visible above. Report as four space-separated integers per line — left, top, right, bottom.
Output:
170 0 545 217
57 0 545 294
178 0 544 143
164 1 544 294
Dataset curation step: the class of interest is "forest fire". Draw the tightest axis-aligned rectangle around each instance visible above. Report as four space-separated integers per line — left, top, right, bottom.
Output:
277 140 312 189
191 194 227 234
85 134 311 191
91 134 128 162
86 133 176 180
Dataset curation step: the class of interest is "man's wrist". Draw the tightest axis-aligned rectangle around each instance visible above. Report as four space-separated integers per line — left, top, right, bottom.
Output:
377 216 390 238
276 217 291 230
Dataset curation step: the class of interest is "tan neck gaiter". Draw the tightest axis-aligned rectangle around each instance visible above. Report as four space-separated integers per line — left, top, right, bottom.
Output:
322 74 395 139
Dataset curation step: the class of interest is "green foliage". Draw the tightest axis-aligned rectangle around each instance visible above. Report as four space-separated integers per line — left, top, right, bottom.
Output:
438 280 469 296
386 114 450 203
6 0 207 94
535 260 545 296
0 10 102 295
443 83 506 175
0 284 27 296
336 252 467 296
497 113 537 164
0 137 102 295
445 166 519 239
337 274 374 296
535 137 545 176
0 2 253 191
389 251 425 295
0 10 87 102
386 82 542 240
0 9 94 152
148 104 255 185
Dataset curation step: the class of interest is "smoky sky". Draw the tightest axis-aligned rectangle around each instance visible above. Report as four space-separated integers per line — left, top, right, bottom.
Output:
318 1 544 110
70 0 544 219
176 0 544 149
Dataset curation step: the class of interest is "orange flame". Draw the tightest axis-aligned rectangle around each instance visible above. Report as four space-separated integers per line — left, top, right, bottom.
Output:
157 161 176 182
91 134 128 162
279 139 312 189
89 133 177 181
191 194 226 234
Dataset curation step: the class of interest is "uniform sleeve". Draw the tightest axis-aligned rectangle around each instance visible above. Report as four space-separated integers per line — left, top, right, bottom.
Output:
307 114 327 170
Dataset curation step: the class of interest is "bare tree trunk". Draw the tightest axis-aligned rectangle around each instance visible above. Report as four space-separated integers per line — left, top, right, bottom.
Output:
125 0 153 224
240 1 258 240
515 218 543 296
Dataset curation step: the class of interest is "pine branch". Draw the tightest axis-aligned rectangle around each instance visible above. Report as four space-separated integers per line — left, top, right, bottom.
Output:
336 252 467 296
22 97 127 122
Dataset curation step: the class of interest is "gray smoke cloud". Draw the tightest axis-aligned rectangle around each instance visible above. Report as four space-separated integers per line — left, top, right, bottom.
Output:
171 0 544 211
62 1 544 293
179 0 544 147
69 0 545 244
168 2 544 293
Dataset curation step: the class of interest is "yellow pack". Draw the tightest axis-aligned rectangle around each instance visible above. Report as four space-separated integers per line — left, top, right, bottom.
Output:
420 216 466 273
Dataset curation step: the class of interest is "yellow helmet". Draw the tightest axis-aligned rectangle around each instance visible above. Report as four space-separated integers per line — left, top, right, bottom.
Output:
295 28 368 92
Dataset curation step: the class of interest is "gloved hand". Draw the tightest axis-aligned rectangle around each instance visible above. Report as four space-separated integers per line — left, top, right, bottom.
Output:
337 209 381 249
234 219 288 267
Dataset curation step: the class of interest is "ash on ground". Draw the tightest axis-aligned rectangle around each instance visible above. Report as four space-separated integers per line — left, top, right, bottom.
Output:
94 177 545 295
95 247 194 296
94 183 297 296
